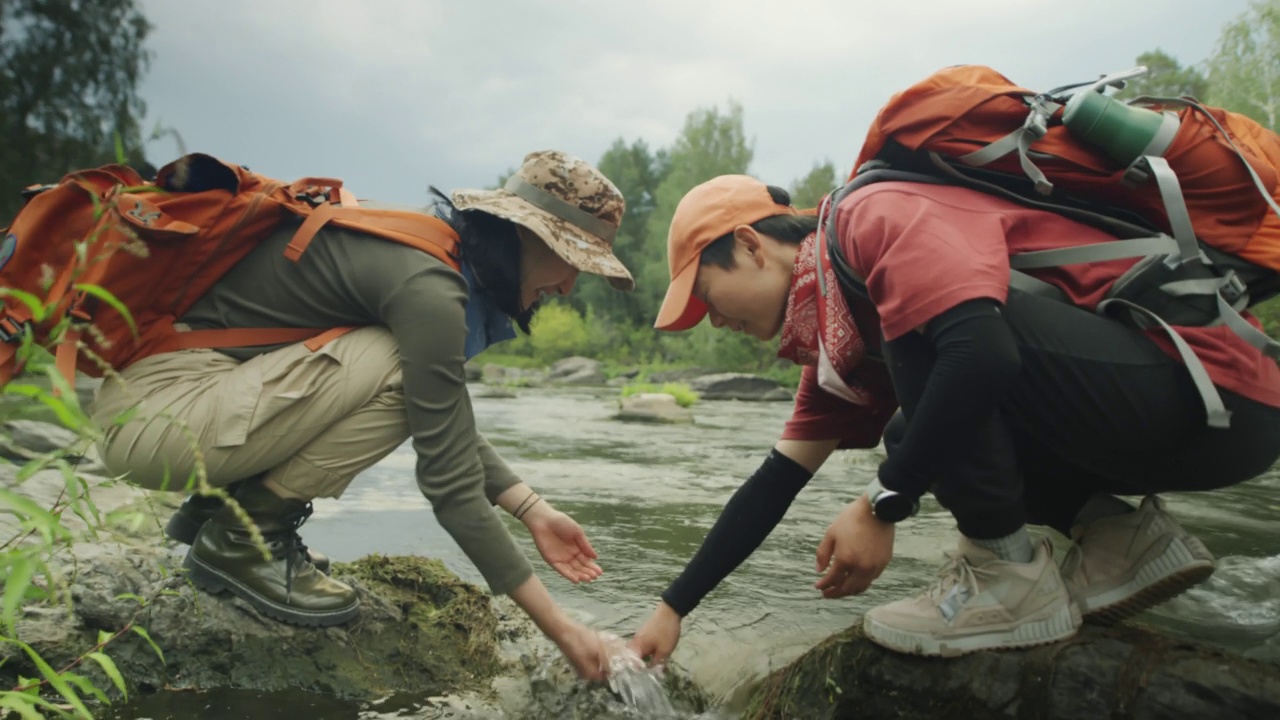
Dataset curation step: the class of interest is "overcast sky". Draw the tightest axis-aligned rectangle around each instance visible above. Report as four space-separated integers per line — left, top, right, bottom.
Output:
135 0 1251 206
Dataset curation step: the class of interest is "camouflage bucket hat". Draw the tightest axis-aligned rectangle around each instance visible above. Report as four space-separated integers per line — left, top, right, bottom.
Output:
451 150 635 291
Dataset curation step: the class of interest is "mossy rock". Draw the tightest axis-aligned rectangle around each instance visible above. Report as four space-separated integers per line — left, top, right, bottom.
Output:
743 620 1280 720
333 554 503 690
8 549 505 702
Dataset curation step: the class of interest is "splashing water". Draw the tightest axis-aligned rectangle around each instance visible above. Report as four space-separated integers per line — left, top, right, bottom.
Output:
605 640 678 718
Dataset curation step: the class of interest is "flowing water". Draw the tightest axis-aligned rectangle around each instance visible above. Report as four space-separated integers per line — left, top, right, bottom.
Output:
116 385 1280 719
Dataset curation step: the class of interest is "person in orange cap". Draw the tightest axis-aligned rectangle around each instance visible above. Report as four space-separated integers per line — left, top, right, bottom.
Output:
628 174 1280 661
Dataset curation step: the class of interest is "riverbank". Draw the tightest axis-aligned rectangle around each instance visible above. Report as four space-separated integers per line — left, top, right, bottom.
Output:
0 417 712 718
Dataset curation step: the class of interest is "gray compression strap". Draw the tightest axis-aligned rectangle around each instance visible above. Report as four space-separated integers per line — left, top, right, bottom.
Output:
926 152 1156 239
960 97 1061 195
1140 156 1202 264
1097 297 1232 428
1009 270 1071 302
1133 96 1280 223
1160 277 1280 359
503 176 617 242
1008 235 1180 269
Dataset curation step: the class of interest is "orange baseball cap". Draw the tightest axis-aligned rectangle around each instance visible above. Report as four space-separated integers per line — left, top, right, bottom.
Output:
654 175 797 331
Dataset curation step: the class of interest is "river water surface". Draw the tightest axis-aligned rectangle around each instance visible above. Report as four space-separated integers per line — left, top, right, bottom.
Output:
119 385 1280 718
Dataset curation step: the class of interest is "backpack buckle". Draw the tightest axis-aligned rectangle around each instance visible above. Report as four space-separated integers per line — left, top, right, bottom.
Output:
1220 270 1248 305
0 315 30 344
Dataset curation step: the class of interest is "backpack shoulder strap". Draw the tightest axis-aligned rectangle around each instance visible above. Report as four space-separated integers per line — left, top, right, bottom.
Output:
825 168 1074 305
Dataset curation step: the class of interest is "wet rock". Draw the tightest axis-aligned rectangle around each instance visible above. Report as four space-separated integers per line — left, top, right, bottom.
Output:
6 546 504 701
687 373 793 402
516 649 711 719
463 360 483 382
647 367 716 383
473 385 519 399
3 419 82 455
3 420 505 702
546 357 605 386
744 621 1280 719
480 364 547 387
616 394 694 424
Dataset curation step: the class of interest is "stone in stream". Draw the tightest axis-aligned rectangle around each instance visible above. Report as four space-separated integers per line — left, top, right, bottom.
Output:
686 373 793 402
616 393 694 424
743 621 1280 719
546 356 607 386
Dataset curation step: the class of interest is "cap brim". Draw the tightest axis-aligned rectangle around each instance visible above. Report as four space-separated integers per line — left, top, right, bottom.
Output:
451 188 634 291
654 260 707 331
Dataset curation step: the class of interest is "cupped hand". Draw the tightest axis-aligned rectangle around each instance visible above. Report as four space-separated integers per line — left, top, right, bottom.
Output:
814 496 895 599
524 505 603 583
627 601 682 667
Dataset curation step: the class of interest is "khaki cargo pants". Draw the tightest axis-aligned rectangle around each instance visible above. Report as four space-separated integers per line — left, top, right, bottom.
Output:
92 326 408 499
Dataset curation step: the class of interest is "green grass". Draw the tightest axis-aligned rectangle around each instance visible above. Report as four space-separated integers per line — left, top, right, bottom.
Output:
619 382 699 408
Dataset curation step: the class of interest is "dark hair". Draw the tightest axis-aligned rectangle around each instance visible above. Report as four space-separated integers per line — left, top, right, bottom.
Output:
699 185 819 270
429 188 537 334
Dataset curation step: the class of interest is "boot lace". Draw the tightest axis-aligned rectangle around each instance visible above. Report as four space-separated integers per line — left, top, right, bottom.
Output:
262 502 316 599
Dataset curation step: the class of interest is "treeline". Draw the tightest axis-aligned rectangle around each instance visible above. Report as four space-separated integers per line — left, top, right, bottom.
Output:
500 103 835 377
5 0 1280 374
505 1 1280 369
0 0 153 222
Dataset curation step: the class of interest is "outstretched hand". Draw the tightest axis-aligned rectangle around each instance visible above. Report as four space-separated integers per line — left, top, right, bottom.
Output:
524 505 603 583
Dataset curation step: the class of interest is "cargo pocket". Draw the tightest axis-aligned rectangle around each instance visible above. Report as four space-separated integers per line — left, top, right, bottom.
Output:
218 344 346 448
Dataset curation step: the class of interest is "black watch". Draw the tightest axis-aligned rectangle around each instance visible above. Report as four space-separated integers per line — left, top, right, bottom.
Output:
865 477 918 523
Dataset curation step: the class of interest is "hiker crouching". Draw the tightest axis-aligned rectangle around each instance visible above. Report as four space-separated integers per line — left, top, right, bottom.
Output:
628 174 1280 663
89 150 633 680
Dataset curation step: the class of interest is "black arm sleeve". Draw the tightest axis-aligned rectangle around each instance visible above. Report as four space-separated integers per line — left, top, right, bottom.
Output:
876 299 1021 499
661 449 814 616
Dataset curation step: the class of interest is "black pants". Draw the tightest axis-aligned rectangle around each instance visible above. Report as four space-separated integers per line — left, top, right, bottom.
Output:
881 290 1280 538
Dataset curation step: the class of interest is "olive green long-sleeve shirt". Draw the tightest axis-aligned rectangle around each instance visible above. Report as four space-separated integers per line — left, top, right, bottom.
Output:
180 220 533 595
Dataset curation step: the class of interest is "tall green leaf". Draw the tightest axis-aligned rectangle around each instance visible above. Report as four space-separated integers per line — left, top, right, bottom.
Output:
87 651 127 698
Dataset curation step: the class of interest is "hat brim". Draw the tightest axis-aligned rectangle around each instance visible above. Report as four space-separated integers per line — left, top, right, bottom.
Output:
654 259 707 331
451 188 634 291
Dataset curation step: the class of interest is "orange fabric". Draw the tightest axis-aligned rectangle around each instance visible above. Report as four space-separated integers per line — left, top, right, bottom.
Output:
0 153 461 385
854 65 1280 272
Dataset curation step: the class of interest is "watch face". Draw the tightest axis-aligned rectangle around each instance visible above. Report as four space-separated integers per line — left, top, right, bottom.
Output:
872 492 915 523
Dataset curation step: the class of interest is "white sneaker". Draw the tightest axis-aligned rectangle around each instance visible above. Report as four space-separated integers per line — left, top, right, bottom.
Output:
1061 495 1215 624
863 537 1080 657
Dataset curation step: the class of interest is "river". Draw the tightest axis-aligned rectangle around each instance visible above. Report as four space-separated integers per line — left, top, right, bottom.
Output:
114 385 1280 718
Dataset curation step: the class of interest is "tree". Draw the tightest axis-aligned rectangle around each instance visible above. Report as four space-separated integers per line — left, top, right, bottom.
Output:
0 0 152 222
568 138 668 330
637 101 754 321
789 161 838 209
1116 49 1209 100
1206 0 1280 130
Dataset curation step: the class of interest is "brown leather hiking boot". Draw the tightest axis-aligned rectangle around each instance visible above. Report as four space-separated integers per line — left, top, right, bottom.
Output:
166 484 331 573
182 481 358 627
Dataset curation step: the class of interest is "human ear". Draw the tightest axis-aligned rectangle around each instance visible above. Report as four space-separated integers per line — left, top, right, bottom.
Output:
734 226 766 268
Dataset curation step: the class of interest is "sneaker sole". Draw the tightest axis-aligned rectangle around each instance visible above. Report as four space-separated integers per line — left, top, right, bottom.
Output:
863 602 1081 658
183 552 359 628
1079 534 1215 626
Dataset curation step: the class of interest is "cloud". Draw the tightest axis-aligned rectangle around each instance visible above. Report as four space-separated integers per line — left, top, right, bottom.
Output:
136 0 1250 204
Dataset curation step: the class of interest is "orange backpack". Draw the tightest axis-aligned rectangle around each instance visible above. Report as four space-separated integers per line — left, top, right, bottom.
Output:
825 65 1280 428
0 153 460 389
853 65 1280 274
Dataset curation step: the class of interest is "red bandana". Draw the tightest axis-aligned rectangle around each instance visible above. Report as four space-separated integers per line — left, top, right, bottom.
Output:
777 232 874 406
